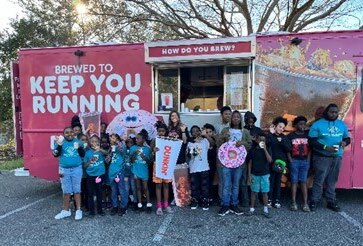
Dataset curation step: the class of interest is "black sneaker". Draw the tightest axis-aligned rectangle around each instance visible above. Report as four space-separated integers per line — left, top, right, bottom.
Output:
263 211 272 218
118 207 127 216
218 206 230 216
88 211 95 217
146 203 153 213
327 202 341 212
229 205 243 215
98 211 106 216
190 199 198 210
202 199 209 211
110 207 118 216
309 201 317 212
245 210 255 216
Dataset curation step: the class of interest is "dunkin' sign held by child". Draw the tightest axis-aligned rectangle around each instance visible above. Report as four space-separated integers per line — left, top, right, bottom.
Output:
155 137 182 179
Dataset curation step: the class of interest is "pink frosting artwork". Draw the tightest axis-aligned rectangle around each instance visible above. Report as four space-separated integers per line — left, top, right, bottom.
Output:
218 141 247 168
106 110 158 140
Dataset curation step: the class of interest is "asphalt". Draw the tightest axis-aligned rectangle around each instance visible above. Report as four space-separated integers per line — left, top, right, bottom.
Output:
0 170 362 246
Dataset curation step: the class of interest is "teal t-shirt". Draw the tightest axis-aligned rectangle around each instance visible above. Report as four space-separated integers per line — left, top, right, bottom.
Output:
55 138 83 168
108 143 126 180
309 118 349 157
84 149 106 176
130 145 152 180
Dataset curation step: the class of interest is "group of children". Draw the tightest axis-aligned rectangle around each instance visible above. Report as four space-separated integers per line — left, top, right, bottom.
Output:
53 107 313 221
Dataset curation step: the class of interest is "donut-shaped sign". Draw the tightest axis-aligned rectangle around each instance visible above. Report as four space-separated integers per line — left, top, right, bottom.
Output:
218 141 247 168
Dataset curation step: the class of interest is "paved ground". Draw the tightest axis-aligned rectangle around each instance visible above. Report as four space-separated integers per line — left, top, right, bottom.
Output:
0 170 362 246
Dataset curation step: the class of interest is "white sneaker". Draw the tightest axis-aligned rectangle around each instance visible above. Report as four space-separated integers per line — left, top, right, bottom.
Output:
164 206 174 214
55 210 71 220
75 210 83 220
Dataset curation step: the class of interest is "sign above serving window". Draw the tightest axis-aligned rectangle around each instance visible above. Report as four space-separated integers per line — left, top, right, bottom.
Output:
145 36 256 63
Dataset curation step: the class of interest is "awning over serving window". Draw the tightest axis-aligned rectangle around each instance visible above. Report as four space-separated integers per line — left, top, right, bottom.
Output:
144 36 256 64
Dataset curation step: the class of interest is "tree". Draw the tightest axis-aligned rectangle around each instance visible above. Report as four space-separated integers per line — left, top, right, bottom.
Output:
122 0 363 38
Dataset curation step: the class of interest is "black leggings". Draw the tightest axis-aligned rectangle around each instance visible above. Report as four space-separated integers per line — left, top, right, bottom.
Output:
87 175 103 213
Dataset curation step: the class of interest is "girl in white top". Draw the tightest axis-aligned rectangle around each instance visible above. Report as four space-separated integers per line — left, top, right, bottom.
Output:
187 125 214 211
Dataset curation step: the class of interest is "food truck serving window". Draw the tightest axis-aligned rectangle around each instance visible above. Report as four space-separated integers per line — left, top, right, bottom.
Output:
154 64 251 113
225 66 251 110
155 69 179 112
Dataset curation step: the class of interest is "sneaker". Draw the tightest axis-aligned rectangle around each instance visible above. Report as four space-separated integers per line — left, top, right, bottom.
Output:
327 202 341 212
102 201 107 209
55 210 71 220
302 204 311 212
274 201 281 209
263 211 272 218
156 208 163 216
118 207 127 216
170 199 176 206
245 210 255 216
190 199 198 210
75 210 83 220
137 203 143 211
290 202 298 211
163 206 174 214
202 199 209 211
309 201 317 212
88 211 96 217
267 200 272 208
110 207 118 216
107 202 112 209
146 203 152 213
218 206 230 216
98 211 106 216
229 205 243 215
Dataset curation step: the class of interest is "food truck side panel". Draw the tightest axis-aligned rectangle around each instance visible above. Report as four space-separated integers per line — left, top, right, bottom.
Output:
255 30 363 188
18 44 152 180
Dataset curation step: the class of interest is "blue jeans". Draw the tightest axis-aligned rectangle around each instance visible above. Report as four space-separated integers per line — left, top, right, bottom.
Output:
221 166 243 206
125 175 137 202
110 173 128 208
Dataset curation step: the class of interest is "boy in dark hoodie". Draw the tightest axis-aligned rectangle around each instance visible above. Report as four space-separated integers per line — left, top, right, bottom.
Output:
244 111 264 140
267 116 292 209
241 111 264 207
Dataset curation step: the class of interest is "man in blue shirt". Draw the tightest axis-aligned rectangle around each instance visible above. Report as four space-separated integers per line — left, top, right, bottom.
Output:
308 104 350 212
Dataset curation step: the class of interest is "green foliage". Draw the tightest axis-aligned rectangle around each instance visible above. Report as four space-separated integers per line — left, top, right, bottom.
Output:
0 139 18 161
0 157 24 170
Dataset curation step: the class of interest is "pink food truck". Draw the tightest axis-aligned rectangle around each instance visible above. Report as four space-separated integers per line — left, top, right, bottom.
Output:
12 29 363 188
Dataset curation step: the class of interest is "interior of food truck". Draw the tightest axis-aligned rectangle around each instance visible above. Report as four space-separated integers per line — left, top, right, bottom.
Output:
154 62 252 114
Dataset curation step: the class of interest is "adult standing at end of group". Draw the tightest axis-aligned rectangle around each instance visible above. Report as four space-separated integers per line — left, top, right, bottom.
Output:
308 103 350 212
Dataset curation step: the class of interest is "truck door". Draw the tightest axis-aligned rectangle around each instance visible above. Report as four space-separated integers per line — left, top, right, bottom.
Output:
11 61 23 155
351 65 363 188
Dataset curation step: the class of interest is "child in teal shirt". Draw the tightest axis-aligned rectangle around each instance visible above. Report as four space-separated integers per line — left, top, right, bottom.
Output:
108 133 128 216
130 130 152 212
84 135 107 216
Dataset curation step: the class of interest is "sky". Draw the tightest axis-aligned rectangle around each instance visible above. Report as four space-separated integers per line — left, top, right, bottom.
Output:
0 0 362 32
0 0 23 30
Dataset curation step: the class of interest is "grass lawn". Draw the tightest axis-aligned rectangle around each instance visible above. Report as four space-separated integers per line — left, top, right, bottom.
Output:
0 157 23 170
